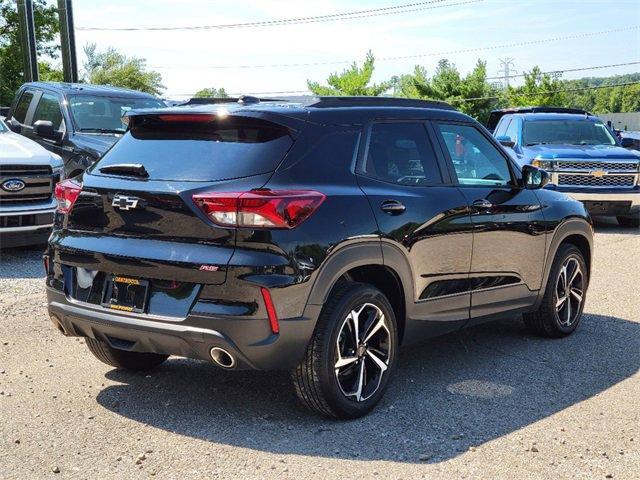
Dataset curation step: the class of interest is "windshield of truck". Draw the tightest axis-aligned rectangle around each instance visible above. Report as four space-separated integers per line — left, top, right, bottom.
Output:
0 120 7 133
69 95 165 133
523 119 617 146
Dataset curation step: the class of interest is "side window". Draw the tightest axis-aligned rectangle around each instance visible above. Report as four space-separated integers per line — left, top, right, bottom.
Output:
505 118 519 144
494 118 510 137
362 123 442 186
437 123 513 187
12 91 35 124
32 93 64 130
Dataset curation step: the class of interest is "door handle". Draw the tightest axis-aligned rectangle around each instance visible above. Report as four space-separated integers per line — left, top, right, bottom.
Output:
472 198 493 210
380 200 406 215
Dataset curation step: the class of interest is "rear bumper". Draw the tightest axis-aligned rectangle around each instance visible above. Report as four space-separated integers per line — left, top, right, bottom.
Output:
46 287 320 371
553 188 640 216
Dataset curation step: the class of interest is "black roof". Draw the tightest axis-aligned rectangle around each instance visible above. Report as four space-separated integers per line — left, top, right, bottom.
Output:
23 82 159 99
128 95 468 128
183 95 456 111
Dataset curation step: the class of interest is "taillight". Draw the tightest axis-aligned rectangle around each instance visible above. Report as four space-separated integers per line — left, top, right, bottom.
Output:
54 179 82 214
192 189 325 229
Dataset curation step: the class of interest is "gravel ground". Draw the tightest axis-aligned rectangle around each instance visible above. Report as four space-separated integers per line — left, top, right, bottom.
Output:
1 219 638 480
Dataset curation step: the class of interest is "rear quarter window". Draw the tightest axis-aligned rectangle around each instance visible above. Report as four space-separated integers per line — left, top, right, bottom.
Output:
91 115 294 182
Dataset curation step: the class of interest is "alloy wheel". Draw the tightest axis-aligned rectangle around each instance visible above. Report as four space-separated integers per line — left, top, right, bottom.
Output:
555 257 584 327
334 303 392 402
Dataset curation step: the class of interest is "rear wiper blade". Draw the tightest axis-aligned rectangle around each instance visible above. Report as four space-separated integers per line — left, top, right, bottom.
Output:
99 163 149 177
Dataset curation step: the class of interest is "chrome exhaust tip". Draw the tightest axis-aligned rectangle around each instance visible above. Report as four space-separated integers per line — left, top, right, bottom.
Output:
50 315 68 336
209 347 235 369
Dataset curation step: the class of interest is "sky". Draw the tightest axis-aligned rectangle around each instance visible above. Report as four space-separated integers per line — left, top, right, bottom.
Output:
65 0 640 99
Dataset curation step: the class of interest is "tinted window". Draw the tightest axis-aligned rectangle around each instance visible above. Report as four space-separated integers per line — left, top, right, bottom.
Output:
69 95 165 133
438 124 512 187
505 118 519 143
32 93 64 130
362 123 442 186
91 115 294 182
522 119 616 146
13 91 34 124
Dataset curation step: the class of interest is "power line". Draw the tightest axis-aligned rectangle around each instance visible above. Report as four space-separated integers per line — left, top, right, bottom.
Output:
76 0 479 31
486 61 640 81
149 25 640 70
450 80 640 103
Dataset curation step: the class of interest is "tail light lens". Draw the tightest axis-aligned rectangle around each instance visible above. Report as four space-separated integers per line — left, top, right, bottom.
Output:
54 179 82 214
192 189 325 229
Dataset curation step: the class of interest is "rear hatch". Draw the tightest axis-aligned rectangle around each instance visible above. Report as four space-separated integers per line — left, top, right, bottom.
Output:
53 110 300 310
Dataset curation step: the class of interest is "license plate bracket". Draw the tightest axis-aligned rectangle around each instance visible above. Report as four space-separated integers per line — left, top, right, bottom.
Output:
101 276 149 313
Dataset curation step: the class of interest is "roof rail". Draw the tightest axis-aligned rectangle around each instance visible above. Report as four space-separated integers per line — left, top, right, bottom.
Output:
305 96 456 110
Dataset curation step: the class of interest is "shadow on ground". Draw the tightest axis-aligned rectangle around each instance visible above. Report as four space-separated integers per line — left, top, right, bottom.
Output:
592 217 639 235
96 313 640 463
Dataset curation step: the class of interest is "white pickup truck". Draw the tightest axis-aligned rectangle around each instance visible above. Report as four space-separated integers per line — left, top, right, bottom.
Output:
0 118 64 248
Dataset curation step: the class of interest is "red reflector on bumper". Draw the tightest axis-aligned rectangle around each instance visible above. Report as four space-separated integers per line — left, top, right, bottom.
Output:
260 287 279 334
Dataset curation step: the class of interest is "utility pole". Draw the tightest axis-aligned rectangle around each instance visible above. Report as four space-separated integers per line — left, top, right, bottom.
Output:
498 57 517 89
57 0 79 83
17 0 39 82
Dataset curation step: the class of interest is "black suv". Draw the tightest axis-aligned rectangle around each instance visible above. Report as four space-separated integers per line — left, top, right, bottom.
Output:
5 82 164 177
46 97 593 418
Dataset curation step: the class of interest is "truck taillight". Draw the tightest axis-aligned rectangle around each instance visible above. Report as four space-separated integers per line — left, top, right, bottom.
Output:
192 189 325 229
54 179 82 214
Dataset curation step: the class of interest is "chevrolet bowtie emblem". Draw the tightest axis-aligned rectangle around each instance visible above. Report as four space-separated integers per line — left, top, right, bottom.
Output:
590 170 607 178
112 194 140 211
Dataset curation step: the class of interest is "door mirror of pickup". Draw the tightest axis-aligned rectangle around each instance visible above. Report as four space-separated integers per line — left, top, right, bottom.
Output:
6 117 21 133
521 164 550 190
496 135 515 148
33 120 62 142
620 137 635 149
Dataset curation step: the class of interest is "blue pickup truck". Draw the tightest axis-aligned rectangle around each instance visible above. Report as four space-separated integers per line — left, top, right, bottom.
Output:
491 108 640 227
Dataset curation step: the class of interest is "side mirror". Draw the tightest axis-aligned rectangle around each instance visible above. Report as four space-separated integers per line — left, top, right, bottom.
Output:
33 120 61 141
496 135 515 148
6 118 21 133
522 164 550 190
620 137 635 149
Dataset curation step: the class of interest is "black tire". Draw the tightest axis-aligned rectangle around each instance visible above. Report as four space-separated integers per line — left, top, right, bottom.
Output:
616 215 640 228
292 282 399 419
523 244 588 338
85 337 168 371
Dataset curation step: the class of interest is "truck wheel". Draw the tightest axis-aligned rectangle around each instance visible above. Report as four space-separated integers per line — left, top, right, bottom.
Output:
85 337 168 371
616 215 640 228
523 244 588 338
292 282 398 419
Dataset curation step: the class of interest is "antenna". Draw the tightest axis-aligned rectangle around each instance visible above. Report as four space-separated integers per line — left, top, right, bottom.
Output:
498 57 517 88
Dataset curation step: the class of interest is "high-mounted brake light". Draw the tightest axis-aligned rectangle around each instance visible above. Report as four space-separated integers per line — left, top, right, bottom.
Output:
192 189 325 229
54 179 82 214
158 114 217 123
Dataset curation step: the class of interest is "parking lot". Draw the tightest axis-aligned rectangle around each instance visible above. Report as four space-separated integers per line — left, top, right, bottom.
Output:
0 218 638 479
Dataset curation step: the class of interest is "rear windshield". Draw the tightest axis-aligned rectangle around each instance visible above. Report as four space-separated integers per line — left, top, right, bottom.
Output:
523 120 616 146
90 115 294 181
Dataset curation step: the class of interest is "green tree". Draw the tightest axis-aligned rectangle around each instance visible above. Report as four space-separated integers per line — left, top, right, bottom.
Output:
307 51 391 96
0 0 60 105
506 66 565 107
83 43 164 96
194 87 229 98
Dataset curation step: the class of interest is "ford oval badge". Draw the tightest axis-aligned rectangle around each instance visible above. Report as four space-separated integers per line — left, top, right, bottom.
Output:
1 179 26 192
